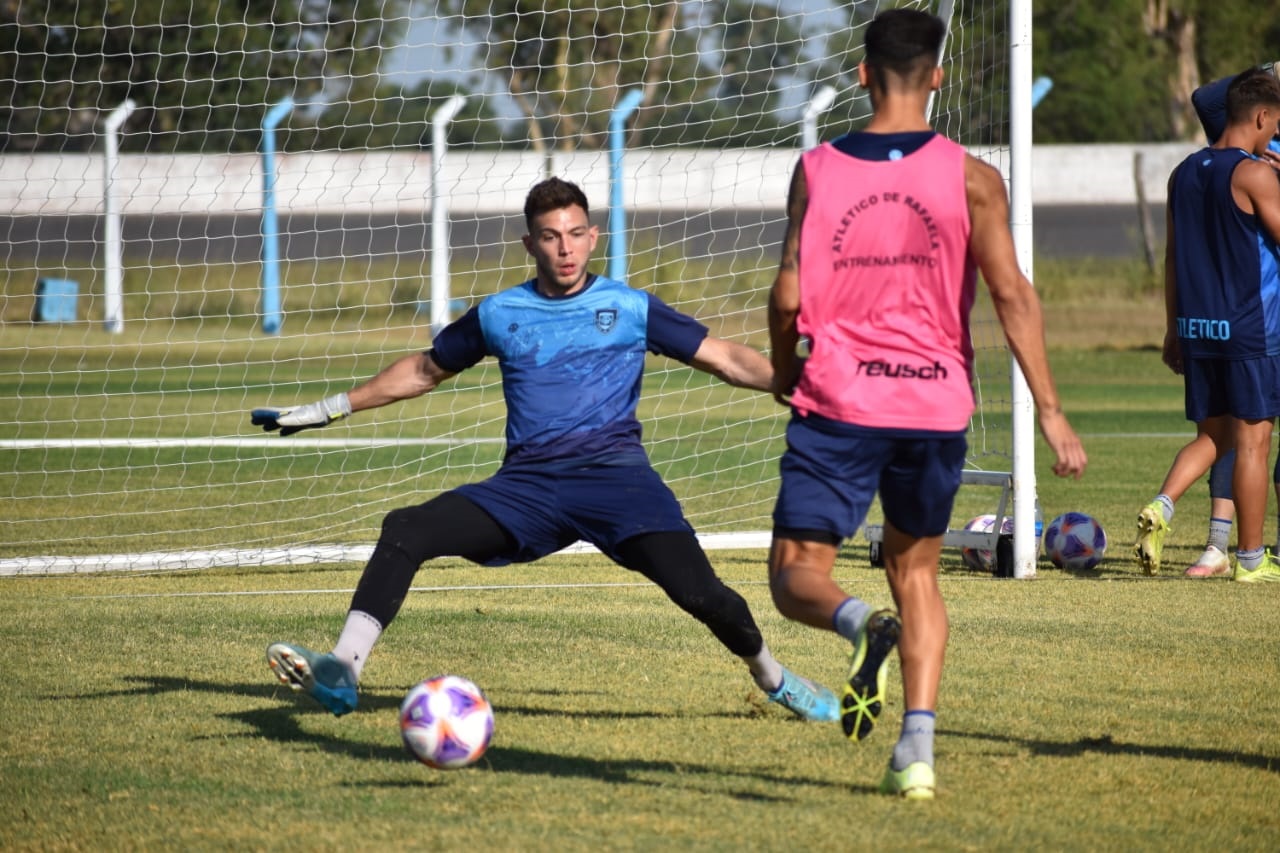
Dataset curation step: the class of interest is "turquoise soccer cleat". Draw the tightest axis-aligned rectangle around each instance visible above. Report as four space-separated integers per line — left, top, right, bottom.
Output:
767 667 840 722
267 642 358 716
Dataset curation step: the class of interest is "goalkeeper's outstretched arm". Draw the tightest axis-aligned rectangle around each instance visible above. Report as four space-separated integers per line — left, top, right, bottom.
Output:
687 336 774 392
252 352 456 436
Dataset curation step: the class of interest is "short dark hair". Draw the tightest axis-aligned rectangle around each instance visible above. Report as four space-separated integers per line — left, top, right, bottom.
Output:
524 177 590 231
863 8 945 90
1226 66 1280 125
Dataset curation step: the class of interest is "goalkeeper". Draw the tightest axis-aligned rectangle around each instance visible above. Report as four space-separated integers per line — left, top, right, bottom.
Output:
253 177 840 723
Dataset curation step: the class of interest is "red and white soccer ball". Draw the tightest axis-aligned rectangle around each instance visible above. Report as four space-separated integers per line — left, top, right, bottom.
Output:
960 513 1012 572
399 675 494 769
1043 511 1107 570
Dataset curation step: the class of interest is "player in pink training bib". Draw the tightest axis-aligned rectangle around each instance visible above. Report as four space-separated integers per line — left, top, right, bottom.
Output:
763 7 1087 800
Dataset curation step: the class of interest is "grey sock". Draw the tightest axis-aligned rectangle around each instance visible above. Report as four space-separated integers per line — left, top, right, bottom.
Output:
833 597 873 644
1238 546 1266 570
891 710 936 771
1206 517 1232 553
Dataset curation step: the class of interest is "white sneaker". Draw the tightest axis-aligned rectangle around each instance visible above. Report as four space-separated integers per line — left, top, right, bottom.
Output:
1184 545 1230 578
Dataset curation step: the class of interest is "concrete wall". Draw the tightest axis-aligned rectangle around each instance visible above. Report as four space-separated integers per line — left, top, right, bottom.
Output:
0 144 1198 217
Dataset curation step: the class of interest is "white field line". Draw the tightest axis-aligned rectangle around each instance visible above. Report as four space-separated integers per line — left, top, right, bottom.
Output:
69 580 730 600
70 571 1168 602
0 532 774 577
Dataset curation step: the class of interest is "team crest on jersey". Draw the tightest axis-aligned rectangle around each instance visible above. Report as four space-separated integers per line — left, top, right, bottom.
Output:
594 308 618 333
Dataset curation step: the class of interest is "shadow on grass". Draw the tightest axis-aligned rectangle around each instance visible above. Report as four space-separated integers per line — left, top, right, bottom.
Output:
947 728 1280 774
50 674 405 712
223 704 828 801
77 677 1278 778
58 674 843 799
61 674 772 722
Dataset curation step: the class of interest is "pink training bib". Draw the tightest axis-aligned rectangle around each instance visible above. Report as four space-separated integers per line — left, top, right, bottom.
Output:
791 135 978 431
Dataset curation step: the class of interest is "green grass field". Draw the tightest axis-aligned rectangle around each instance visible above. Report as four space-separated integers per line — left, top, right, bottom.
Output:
3 552 1279 849
5 258 1280 849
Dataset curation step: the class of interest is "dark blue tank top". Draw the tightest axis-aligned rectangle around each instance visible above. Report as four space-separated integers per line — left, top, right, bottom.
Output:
1169 146 1280 359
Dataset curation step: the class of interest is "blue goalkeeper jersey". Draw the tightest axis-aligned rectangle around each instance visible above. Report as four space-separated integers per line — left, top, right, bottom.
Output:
430 274 708 467
1169 146 1280 360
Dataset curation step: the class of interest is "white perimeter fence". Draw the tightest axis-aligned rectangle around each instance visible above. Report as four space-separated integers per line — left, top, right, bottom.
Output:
3 143 1199 218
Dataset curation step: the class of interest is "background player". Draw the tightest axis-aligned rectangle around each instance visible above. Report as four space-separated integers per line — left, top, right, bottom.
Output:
1157 67 1280 583
1135 61 1280 578
253 177 840 722
764 8 1087 800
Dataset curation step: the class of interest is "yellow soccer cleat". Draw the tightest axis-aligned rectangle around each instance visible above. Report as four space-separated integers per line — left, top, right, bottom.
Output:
880 761 935 800
841 609 901 742
1133 501 1169 575
1231 549 1280 584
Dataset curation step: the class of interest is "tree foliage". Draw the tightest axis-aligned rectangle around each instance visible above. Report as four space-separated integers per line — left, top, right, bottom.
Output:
1 0 1277 152
1032 0 1280 143
0 0 399 152
432 0 821 151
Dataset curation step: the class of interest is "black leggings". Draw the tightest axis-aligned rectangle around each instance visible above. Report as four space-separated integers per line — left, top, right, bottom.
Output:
349 493 765 659
613 531 764 658
350 492 514 625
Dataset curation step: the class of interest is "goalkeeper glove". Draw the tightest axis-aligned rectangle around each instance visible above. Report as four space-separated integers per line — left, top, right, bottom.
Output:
251 392 353 437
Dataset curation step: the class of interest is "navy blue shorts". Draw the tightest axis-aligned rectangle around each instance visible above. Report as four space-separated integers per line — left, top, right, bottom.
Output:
772 413 967 540
1184 355 1280 422
452 463 694 566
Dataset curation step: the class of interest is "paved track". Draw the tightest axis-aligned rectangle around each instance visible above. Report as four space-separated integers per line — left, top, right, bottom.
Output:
3 204 1162 267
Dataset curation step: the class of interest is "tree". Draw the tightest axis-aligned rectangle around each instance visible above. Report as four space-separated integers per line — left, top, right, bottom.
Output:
433 0 683 159
285 76 508 150
0 0 402 153
654 0 810 148
1033 0 1280 143
435 0 823 154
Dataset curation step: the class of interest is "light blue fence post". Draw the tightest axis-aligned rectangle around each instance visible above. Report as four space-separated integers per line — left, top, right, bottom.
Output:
1032 77 1053 109
607 88 645 282
260 96 294 335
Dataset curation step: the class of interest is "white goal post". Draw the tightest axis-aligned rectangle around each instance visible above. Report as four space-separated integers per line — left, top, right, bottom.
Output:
1 0 1036 577
866 0 1041 578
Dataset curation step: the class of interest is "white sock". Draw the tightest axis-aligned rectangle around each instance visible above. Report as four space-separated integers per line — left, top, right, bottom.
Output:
743 643 785 693
331 610 382 680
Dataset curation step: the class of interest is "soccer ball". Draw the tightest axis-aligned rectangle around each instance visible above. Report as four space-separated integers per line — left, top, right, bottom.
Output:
1043 512 1107 570
960 514 1010 572
399 675 494 769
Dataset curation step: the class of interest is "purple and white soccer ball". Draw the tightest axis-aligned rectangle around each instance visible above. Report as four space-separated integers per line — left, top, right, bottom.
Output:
1043 511 1107 570
960 513 1011 572
399 675 494 768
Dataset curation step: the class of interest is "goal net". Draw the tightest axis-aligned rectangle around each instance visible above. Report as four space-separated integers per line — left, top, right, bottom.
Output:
0 0 1030 576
